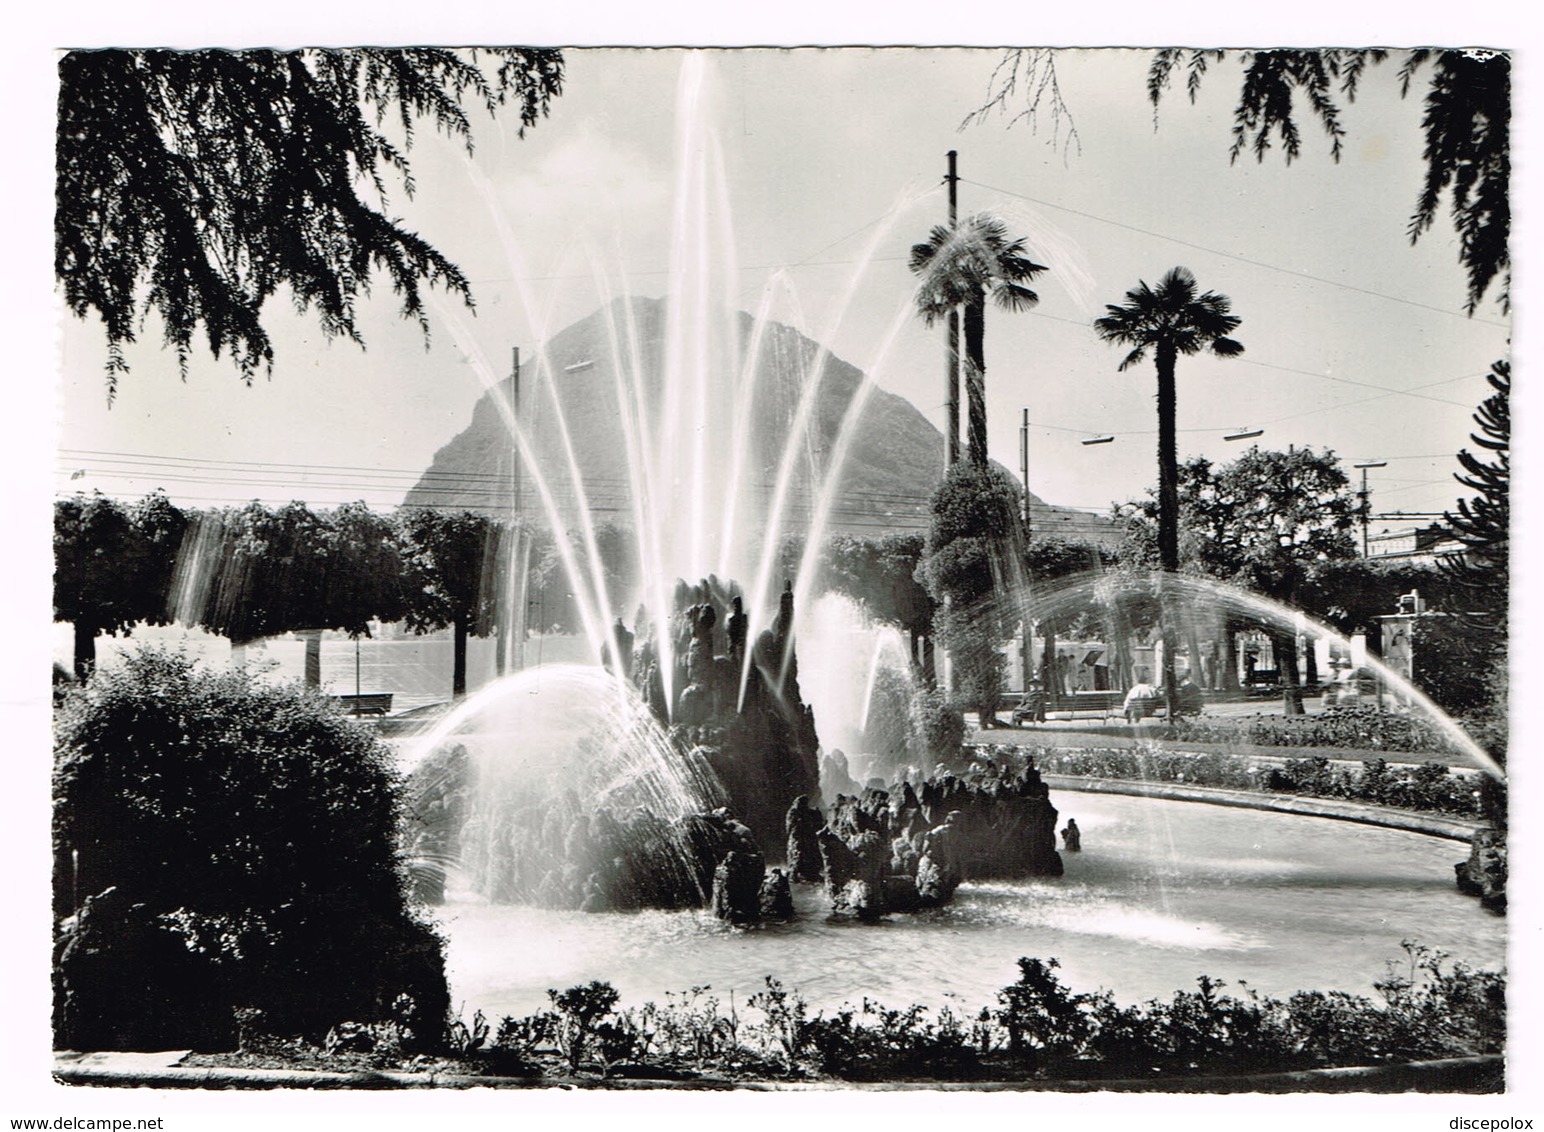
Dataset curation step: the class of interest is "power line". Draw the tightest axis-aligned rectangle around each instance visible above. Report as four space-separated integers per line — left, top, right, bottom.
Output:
959 175 1509 329
1258 373 1490 427
1232 358 1472 408
58 457 953 510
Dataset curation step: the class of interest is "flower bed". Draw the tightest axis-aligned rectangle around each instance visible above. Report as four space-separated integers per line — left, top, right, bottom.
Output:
199 942 1502 1086
970 744 1493 820
1164 708 1460 756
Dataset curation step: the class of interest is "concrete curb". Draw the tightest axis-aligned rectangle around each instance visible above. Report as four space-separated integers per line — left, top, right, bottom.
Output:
52 1052 1503 1093
1040 775 1485 841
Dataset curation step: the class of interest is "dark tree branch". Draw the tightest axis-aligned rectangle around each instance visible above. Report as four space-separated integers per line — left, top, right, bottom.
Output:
57 47 565 395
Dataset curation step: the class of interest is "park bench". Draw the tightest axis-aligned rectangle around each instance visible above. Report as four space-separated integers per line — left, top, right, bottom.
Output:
1049 691 1124 721
1006 690 1124 725
330 692 394 717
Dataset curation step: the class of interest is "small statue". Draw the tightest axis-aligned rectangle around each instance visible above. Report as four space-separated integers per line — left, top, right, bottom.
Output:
606 618 634 680
1061 817 1081 852
726 595 748 662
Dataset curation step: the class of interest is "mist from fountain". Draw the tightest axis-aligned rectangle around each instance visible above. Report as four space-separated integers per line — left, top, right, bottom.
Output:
798 592 919 788
439 60 931 721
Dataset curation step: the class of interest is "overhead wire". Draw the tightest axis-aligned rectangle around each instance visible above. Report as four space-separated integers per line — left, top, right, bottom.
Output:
959 176 1509 329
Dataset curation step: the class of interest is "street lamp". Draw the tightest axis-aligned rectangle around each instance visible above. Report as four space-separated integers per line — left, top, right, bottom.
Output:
1353 460 1388 557
1224 427 1263 442
1081 434 1115 446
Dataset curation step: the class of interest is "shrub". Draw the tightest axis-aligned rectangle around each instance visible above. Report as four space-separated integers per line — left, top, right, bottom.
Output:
909 685 965 764
53 648 448 1051
481 1011 552 1076
1168 708 1461 755
547 980 623 1074
1007 743 1489 819
994 957 1096 1067
747 977 808 1073
917 462 1025 731
802 998 981 1080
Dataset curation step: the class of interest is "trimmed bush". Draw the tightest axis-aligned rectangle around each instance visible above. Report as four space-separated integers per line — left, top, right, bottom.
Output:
991 744 1492 819
53 649 448 1051
1167 708 1460 756
908 685 965 765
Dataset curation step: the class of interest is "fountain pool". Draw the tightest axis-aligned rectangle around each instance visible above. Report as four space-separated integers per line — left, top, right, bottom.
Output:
438 790 1502 1020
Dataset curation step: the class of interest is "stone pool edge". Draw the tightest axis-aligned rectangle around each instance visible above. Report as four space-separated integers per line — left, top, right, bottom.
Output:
1040 775 1486 842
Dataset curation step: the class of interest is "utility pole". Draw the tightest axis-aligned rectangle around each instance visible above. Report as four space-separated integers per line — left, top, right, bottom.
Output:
508 347 528 673
1020 407 1033 694
1354 460 1387 558
1019 408 1031 525
944 150 960 467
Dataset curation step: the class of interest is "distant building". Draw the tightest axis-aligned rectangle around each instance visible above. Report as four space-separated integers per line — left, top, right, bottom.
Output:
1366 523 1465 566
1024 501 1125 550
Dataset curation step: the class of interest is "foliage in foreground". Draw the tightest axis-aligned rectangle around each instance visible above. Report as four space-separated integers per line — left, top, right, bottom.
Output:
53 650 448 1051
58 47 565 389
227 942 1502 1084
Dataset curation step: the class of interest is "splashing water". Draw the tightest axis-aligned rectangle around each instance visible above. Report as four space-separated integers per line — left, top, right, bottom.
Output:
430 54 933 725
405 665 729 907
990 567 1499 776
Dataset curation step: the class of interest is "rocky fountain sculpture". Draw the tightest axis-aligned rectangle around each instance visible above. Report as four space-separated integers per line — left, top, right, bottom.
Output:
788 760 1064 922
401 57 1502 956
406 573 1068 925
406 574 821 920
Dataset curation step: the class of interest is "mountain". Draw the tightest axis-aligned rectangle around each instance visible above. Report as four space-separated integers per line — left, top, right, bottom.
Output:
404 295 1111 543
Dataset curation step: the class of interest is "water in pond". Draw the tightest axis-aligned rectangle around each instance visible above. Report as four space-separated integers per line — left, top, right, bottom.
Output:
439 791 1502 1019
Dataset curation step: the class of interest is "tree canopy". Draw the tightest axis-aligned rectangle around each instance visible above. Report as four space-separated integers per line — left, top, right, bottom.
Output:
1118 446 1359 599
54 491 189 678
819 530 933 640
399 507 509 696
1146 48 1509 314
57 47 564 393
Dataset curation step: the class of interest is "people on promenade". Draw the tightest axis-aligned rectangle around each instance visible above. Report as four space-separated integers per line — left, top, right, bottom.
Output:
1123 672 1158 723
1013 681 1047 726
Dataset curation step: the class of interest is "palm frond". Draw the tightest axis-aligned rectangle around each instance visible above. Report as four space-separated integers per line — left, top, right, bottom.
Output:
993 281 1041 311
1116 345 1148 372
909 211 1046 318
1099 267 1244 370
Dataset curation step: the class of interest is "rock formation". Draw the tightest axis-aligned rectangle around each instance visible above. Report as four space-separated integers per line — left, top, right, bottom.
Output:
788 763 1063 920
630 577 821 853
1455 827 1507 913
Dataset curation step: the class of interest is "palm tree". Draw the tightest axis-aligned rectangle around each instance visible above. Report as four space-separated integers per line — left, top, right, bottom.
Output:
911 213 1047 466
1096 266 1243 712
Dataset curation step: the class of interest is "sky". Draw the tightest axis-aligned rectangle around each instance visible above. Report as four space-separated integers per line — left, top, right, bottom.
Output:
51 45 1511 540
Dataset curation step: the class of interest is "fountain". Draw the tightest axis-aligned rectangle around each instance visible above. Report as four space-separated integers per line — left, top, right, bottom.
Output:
798 592 919 786
392 54 1502 1028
